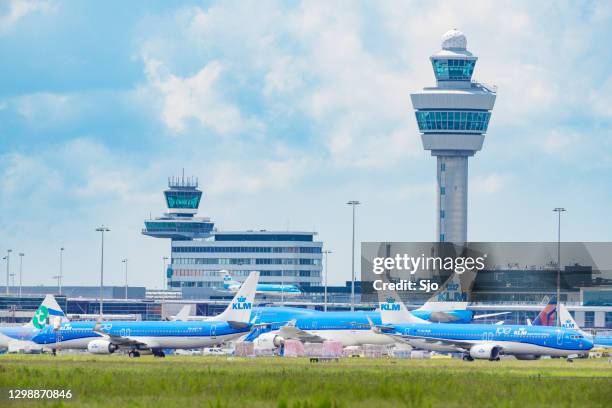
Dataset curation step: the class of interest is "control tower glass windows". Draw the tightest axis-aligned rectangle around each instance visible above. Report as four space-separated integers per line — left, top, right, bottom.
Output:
415 111 491 133
164 190 202 209
432 59 476 81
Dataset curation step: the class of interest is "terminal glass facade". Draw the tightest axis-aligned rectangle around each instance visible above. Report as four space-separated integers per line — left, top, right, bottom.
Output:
170 232 323 289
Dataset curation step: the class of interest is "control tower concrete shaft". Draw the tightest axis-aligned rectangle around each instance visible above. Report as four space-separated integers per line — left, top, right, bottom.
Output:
410 29 496 243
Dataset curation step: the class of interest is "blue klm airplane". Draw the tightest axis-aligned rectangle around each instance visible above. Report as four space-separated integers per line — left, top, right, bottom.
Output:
26 272 260 357
370 286 593 361
534 302 612 350
246 272 507 348
223 271 301 296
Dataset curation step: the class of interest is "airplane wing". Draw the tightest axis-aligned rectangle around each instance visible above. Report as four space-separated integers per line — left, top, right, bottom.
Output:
473 312 511 319
277 320 327 343
93 323 157 349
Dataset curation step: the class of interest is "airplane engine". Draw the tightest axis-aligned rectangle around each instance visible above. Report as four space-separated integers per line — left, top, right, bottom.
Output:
87 340 118 355
469 344 501 360
254 332 284 349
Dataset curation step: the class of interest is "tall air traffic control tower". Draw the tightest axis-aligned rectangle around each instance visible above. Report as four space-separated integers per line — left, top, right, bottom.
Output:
411 29 496 243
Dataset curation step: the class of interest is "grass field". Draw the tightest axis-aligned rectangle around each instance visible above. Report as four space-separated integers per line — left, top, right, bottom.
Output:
1 355 611 407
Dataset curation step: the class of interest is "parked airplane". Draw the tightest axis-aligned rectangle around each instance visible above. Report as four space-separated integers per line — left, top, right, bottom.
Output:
0 294 68 353
534 302 612 350
175 270 497 323
248 272 493 349
371 287 593 361
29 271 260 357
223 271 301 297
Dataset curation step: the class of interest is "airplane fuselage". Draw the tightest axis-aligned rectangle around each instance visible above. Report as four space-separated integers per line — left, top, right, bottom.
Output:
30 320 250 351
385 323 593 357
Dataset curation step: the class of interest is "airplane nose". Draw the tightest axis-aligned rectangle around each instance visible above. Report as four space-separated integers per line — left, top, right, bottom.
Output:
584 338 594 350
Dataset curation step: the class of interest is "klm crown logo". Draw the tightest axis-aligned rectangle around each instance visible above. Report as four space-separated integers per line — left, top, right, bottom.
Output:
562 319 575 329
232 296 252 310
447 283 459 291
381 297 400 311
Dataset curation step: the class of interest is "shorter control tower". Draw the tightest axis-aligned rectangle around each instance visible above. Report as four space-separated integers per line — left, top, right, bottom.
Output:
142 174 215 241
410 29 496 243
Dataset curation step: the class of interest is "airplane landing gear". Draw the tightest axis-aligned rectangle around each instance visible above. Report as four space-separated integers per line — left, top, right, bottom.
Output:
128 350 141 358
462 355 474 361
153 350 166 358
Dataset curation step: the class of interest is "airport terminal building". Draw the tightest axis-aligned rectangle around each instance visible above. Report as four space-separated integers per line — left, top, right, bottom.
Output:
143 175 323 290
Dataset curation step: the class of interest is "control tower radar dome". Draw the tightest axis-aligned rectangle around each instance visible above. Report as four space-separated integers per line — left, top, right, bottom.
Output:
441 29 467 50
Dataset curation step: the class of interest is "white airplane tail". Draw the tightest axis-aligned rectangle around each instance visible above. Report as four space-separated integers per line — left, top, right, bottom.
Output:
172 305 193 321
222 270 240 290
377 282 430 325
417 269 475 312
558 304 587 336
210 271 259 323
25 294 68 329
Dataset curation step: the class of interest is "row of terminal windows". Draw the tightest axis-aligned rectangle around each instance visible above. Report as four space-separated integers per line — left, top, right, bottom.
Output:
432 58 476 81
416 111 491 132
171 269 320 278
215 234 313 242
172 258 321 266
172 246 322 254
170 281 315 288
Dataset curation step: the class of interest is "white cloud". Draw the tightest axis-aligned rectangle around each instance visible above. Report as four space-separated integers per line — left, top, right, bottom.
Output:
0 0 54 32
143 57 258 135
538 130 584 155
206 157 308 195
473 173 514 194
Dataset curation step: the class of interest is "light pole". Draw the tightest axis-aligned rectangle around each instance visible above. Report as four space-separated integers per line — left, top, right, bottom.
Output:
18 253 24 297
5 249 12 295
553 208 566 326
323 250 332 312
59 247 64 296
162 256 169 290
122 259 128 300
52 274 61 293
10 273 15 288
347 200 361 311
96 225 110 319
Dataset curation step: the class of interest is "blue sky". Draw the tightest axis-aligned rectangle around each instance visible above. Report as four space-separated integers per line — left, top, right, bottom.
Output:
0 0 611 288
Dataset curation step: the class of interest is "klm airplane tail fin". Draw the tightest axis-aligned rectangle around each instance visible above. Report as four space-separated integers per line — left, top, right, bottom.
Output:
25 294 68 329
417 269 475 312
222 270 240 290
377 281 430 325
210 271 259 324
558 304 588 336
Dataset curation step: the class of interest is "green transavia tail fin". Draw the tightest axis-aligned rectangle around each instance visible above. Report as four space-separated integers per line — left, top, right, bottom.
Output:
26 294 68 329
